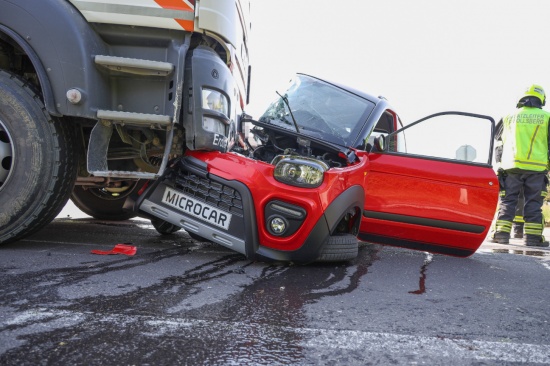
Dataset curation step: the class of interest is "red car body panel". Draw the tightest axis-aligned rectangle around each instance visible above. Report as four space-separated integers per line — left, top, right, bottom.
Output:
187 150 368 252
359 152 499 257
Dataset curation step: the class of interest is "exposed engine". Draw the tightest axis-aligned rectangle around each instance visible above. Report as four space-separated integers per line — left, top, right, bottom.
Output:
233 121 354 169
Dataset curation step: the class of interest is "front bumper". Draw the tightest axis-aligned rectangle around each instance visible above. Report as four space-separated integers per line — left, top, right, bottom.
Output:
134 155 364 262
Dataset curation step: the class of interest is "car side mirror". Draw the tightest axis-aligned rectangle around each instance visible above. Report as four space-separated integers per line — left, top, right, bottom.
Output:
374 135 386 152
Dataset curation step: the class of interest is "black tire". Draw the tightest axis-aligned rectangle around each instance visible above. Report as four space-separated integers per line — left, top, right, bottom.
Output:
187 232 211 242
151 218 182 235
0 71 77 244
317 234 359 262
70 180 146 221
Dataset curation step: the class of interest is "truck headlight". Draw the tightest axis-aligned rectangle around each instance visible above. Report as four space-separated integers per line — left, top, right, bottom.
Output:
202 88 228 115
272 155 328 188
203 117 226 134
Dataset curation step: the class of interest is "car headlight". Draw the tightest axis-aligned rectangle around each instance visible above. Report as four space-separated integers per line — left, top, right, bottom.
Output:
272 155 328 188
202 88 228 115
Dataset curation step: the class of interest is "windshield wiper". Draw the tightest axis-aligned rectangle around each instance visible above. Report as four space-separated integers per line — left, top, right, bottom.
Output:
276 91 300 133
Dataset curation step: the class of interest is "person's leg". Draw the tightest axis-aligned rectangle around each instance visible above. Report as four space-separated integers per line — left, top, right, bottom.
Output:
512 187 525 238
493 173 523 244
522 173 548 247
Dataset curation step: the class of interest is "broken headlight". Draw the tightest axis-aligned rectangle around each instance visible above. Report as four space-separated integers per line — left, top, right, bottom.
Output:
272 155 328 188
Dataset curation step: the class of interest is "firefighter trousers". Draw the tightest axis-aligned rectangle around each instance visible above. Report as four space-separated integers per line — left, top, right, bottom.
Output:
495 172 547 236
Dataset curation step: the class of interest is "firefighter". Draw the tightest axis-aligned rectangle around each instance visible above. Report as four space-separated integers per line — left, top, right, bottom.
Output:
492 85 550 247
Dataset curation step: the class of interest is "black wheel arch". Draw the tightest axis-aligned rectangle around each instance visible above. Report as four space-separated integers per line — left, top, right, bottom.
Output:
0 24 57 116
323 184 365 235
0 0 110 118
255 185 365 264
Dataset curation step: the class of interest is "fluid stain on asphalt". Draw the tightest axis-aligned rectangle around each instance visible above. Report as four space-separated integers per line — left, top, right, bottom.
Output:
408 253 433 295
0 242 382 364
490 249 550 257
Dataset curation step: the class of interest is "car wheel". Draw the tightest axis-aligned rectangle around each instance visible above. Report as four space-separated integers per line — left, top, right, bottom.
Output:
317 234 358 262
151 218 182 235
70 180 146 221
0 71 77 244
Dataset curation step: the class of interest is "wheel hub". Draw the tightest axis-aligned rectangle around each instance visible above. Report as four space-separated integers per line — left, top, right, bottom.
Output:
0 119 14 189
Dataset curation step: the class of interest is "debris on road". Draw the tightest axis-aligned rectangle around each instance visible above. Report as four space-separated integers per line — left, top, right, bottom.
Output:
91 243 137 256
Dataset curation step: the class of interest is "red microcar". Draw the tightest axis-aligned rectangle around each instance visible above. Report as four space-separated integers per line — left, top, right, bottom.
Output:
132 74 499 263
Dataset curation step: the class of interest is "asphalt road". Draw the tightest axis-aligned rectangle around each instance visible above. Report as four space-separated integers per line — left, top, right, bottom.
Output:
0 204 549 365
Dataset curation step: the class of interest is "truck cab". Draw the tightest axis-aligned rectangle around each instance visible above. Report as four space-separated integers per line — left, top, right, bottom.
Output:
0 0 251 242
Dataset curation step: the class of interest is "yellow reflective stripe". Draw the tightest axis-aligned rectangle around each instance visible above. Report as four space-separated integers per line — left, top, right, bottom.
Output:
512 159 548 168
524 222 544 235
525 228 543 235
496 220 513 226
513 216 525 223
496 220 513 233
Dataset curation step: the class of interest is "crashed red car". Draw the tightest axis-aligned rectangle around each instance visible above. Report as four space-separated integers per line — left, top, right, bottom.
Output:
132 74 499 263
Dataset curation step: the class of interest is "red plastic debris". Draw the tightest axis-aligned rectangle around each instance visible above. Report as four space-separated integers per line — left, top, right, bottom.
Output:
91 243 137 256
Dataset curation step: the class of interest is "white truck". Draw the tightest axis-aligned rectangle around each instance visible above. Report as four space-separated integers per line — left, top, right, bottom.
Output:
0 0 251 243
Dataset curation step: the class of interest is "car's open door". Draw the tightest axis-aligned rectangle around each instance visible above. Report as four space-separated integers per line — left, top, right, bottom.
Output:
359 112 500 257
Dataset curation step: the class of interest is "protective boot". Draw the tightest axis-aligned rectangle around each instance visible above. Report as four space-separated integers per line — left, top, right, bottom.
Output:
490 231 510 244
512 223 524 239
524 234 549 247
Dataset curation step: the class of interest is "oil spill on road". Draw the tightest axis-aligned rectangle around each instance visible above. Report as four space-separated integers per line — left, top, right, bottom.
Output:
408 253 433 295
0 241 382 364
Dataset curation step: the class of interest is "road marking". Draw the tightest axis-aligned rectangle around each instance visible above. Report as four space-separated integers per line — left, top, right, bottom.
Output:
300 328 550 364
4 308 549 364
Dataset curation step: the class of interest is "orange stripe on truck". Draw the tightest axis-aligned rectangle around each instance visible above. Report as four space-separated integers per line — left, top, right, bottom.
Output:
154 0 195 30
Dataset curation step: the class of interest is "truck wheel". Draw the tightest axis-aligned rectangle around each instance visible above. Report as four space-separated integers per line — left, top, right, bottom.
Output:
70 180 145 221
317 234 359 262
151 218 181 235
0 71 77 244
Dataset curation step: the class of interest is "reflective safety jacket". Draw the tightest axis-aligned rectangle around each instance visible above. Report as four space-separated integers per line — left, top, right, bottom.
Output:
499 107 550 171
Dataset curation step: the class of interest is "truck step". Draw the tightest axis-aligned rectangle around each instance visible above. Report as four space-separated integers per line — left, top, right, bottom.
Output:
88 170 160 180
97 110 171 127
94 55 174 76
87 120 174 179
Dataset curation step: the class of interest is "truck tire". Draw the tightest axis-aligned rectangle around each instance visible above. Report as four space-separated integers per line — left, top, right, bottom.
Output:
70 180 145 221
0 70 77 244
316 234 359 262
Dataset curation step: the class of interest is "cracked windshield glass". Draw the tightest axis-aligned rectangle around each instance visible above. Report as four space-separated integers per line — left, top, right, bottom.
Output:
259 75 375 146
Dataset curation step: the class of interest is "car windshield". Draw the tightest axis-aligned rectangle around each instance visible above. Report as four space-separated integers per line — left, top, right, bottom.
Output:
259 75 375 146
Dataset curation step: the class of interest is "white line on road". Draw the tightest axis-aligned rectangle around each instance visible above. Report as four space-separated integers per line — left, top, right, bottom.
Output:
4 308 549 364
299 327 550 364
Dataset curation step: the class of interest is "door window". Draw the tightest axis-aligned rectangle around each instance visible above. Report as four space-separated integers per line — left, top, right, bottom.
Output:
361 111 498 257
385 112 495 166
